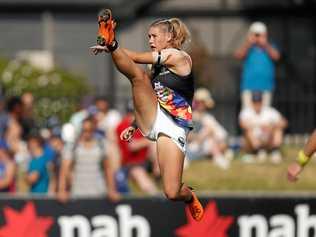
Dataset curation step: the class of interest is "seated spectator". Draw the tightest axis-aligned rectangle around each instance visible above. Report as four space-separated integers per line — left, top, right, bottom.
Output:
58 117 120 202
116 105 158 195
26 135 51 194
187 88 232 169
239 92 287 163
0 141 16 193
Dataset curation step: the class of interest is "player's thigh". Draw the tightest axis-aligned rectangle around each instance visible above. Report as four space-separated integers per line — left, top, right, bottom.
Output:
156 135 184 191
130 72 157 135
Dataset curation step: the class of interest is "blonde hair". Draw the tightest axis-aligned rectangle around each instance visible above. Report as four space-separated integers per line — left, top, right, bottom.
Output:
150 18 191 49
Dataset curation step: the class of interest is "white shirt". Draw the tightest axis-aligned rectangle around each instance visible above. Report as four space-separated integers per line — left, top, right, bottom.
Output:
193 112 227 141
97 109 121 134
239 106 282 130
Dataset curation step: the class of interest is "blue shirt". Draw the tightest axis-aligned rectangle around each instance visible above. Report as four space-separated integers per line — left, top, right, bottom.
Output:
44 144 56 162
28 153 50 194
241 45 276 91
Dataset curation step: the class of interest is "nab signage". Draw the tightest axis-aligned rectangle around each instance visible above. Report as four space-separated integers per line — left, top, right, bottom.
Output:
0 196 316 237
58 205 150 237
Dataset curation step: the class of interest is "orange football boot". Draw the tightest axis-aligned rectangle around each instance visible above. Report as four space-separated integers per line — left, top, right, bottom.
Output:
187 188 204 221
97 9 115 46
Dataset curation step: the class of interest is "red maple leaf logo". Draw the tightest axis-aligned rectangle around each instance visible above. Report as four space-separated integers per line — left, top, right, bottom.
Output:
175 201 234 237
0 202 54 237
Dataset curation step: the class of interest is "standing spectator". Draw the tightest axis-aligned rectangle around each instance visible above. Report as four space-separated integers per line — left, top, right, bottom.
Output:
26 135 51 194
4 97 30 192
0 95 9 139
21 92 37 139
239 92 287 163
94 97 121 137
45 135 64 194
234 21 280 108
116 105 158 195
4 97 29 164
187 88 232 169
58 117 120 202
0 141 16 193
68 96 93 138
94 97 122 175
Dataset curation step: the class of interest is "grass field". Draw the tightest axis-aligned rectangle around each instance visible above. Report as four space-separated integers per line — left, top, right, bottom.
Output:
182 145 316 192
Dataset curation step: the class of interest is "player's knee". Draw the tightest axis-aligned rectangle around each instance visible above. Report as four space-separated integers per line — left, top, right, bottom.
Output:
131 70 148 84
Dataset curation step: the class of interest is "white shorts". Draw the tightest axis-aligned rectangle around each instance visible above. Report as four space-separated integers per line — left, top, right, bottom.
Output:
142 104 189 154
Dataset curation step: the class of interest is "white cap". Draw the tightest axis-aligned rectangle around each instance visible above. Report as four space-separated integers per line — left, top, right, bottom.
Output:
249 22 267 34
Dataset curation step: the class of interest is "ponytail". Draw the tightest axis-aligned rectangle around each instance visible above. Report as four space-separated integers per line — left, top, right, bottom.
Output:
169 18 191 49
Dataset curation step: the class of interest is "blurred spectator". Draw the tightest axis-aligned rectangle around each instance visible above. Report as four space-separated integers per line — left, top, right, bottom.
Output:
116 104 158 195
95 97 121 136
234 22 280 108
5 96 23 126
0 141 16 193
0 95 9 139
4 97 30 167
69 96 93 138
47 135 64 194
58 117 120 202
94 97 122 175
187 88 232 169
21 92 37 139
239 92 287 163
26 135 50 194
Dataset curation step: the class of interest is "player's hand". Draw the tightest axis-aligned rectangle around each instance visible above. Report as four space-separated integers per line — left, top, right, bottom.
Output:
120 126 136 142
287 162 303 182
90 45 110 55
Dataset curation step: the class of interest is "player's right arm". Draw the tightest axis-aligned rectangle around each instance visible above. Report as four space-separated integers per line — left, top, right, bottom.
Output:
120 120 138 142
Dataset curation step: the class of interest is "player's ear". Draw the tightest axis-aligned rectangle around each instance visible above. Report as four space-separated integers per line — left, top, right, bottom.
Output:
166 32 172 43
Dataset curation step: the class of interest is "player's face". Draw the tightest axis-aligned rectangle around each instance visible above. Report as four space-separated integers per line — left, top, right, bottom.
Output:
148 26 172 51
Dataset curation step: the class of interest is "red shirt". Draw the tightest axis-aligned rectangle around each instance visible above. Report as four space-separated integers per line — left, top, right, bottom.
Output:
116 115 149 166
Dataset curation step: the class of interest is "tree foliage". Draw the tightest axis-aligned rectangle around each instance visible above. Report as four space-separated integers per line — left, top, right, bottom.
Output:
0 57 91 127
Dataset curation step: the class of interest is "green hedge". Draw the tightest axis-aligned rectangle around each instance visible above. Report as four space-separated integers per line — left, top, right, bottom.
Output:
0 58 91 126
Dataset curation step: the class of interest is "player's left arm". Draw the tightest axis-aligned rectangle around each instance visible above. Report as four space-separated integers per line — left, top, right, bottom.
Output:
122 48 181 66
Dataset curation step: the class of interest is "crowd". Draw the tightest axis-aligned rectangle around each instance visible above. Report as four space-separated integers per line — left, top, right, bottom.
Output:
0 21 287 198
0 92 161 200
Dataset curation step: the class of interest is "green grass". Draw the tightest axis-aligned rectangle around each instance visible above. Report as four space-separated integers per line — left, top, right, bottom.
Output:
128 145 316 195
183 145 316 192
